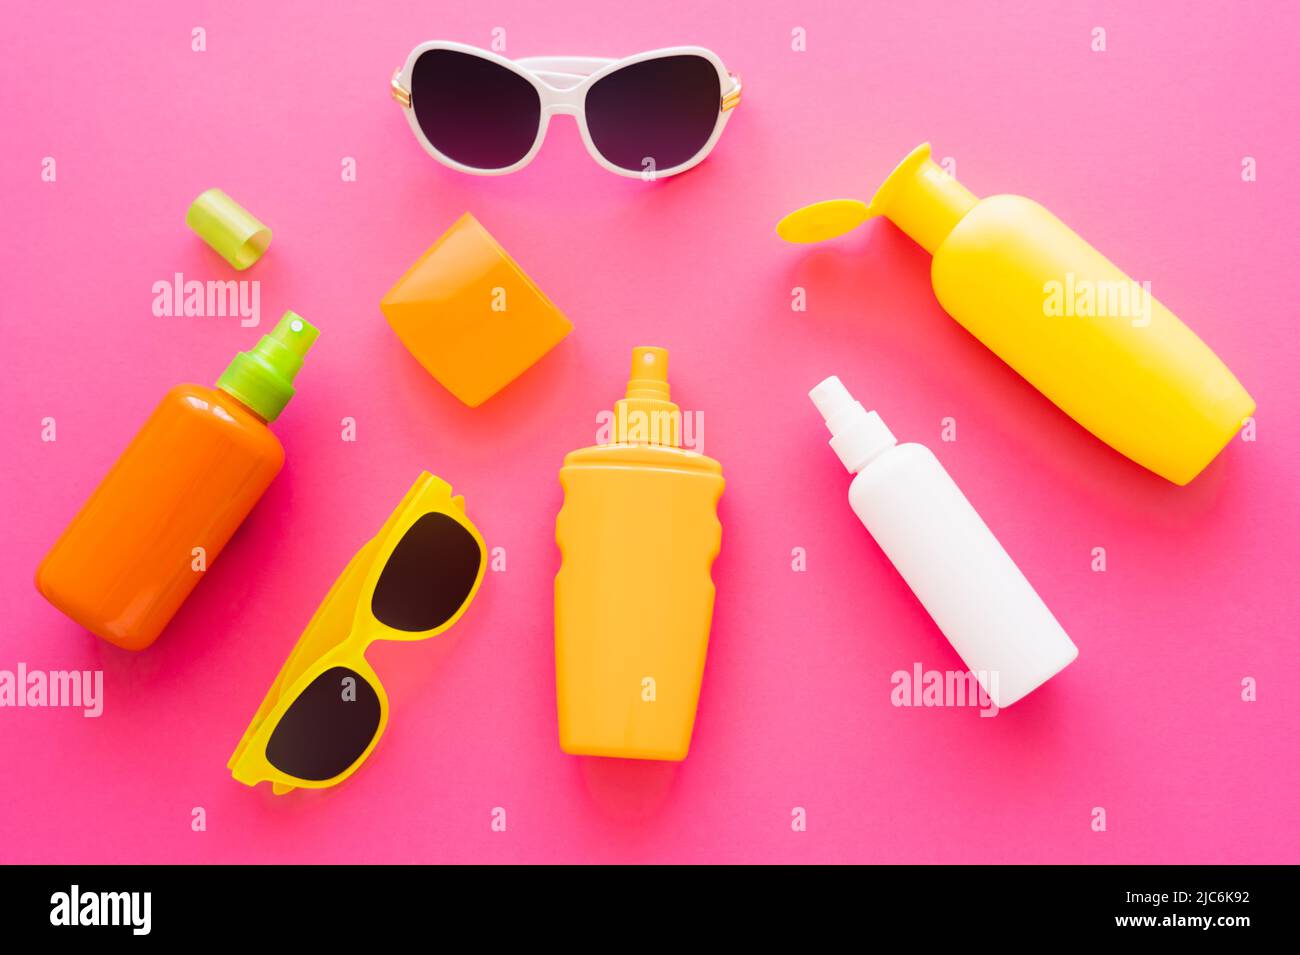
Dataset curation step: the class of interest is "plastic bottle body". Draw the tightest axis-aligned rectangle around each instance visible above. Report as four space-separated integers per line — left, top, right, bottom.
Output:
932 195 1254 484
554 443 723 760
848 442 1076 708
36 384 285 650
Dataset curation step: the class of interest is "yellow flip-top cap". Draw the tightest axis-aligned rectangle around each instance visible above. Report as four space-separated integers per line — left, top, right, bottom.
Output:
380 213 573 407
186 188 273 270
776 143 978 253
776 199 870 244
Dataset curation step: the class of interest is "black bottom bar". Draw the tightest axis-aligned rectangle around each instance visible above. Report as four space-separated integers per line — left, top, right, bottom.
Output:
0 864 1288 940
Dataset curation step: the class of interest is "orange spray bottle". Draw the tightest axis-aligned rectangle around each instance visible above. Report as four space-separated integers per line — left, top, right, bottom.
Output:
554 347 724 761
36 312 318 650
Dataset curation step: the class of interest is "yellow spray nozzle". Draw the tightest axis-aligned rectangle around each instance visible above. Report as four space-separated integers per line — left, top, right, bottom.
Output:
626 346 670 400
615 346 681 447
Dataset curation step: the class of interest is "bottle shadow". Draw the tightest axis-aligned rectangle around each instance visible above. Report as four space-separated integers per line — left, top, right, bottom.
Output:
574 755 680 822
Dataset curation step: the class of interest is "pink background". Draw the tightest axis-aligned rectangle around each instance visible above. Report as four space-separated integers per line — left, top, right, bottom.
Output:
2 0 1297 864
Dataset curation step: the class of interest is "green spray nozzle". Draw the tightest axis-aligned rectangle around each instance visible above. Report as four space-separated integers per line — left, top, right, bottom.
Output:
217 311 319 422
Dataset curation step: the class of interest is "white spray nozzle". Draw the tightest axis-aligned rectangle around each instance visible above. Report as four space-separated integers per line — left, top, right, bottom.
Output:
810 376 860 430
809 375 897 473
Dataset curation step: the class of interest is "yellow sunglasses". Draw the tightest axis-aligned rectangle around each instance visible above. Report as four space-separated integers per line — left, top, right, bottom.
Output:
229 471 487 794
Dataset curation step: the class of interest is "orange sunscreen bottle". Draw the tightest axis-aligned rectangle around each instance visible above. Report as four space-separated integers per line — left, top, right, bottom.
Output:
554 347 724 761
36 312 318 650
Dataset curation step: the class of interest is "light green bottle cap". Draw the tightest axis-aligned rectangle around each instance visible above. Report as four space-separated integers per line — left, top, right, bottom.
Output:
217 311 319 422
186 188 272 270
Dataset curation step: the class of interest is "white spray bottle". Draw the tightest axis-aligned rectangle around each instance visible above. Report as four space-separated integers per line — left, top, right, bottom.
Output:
810 375 1077 707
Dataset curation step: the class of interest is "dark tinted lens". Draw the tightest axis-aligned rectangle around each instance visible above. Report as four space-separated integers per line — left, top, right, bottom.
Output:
584 55 721 172
410 49 541 169
266 667 381 781
372 512 482 632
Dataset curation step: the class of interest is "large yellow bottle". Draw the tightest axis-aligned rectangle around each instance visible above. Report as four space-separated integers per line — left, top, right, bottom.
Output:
778 143 1255 485
554 347 724 761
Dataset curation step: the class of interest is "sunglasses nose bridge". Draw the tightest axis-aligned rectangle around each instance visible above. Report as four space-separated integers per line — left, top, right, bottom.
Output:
539 83 585 117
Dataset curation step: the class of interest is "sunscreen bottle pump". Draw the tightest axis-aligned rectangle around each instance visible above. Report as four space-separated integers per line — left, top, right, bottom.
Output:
810 375 1077 708
780 144 1255 485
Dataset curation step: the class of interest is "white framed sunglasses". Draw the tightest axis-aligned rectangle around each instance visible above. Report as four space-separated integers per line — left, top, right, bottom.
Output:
390 41 741 179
